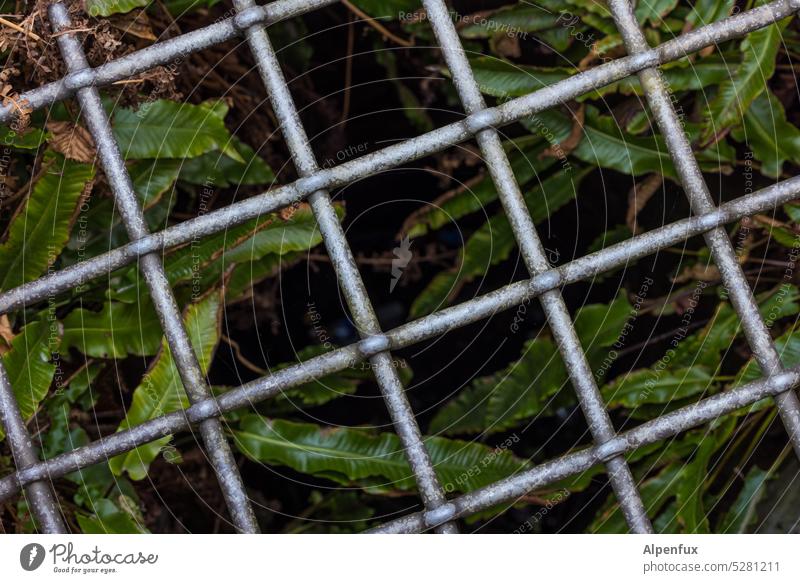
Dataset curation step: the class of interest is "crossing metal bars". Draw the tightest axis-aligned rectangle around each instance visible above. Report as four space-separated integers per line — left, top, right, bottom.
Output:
0 0 799 533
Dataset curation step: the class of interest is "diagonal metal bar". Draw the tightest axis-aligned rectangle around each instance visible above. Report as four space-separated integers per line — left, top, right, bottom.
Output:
1 0 792 125
368 367 800 533
607 0 800 460
0 0 339 125
3 313 799 531
0 1 795 318
48 3 258 534
0 365 67 532
420 0 653 532
230 0 458 532
1 173 799 508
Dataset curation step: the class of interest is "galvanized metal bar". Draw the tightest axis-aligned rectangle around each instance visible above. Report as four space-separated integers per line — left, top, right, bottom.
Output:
0 364 67 532
368 367 800 533
0 2 796 316
1 170 800 505
0 0 793 127
0 0 339 125
231 0 457 532
1 172 799 505
48 3 258 534
420 0 652 533
0 343 362 501
4 324 799 530
607 0 800 459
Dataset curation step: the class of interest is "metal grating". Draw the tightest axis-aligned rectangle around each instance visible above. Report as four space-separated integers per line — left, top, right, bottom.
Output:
0 0 799 533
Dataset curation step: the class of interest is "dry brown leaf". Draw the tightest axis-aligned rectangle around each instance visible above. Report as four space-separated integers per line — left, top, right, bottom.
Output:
0 314 14 355
492 35 521 58
108 10 156 41
0 314 14 343
673 262 721 284
540 104 585 159
46 121 97 163
1 88 32 129
279 202 312 221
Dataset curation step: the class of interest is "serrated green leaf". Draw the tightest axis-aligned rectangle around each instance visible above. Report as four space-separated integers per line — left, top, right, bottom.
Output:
431 295 630 435
603 366 713 408
409 212 517 318
671 286 799 369
718 466 772 533
232 416 529 492
221 205 324 264
468 57 573 98
177 137 275 187
675 435 717 533
785 202 800 224
61 159 178 266
702 6 789 142
468 55 736 103
430 336 568 436
687 0 735 27
563 0 609 16
428 378 495 436
635 0 678 26
591 464 682 533
595 58 739 99
484 338 567 432
76 497 149 534
736 321 800 386
459 4 561 39
410 167 589 318
0 125 48 149
85 0 149 17
731 91 800 179
61 298 163 359
112 100 237 160
573 107 730 180
0 321 59 441
109 291 222 479
0 155 94 292
269 345 408 411
130 159 181 209
111 204 325 302
573 292 631 362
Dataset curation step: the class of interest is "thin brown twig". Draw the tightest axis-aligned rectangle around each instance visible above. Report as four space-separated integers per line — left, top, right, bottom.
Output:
221 334 270 376
51 27 94 37
307 250 457 266
341 14 355 126
112 78 146 85
0 15 42 42
342 0 414 47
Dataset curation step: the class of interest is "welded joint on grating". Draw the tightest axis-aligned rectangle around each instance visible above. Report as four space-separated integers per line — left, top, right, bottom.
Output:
0 1 794 318
357 335 392 357
230 0 458 533
45 1 258 534
3 170 799 507
607 0 800 461
420 0 652 532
